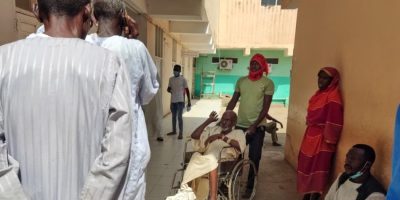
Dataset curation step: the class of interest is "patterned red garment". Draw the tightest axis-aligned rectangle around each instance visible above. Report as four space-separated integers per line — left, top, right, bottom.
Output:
297 67 344 194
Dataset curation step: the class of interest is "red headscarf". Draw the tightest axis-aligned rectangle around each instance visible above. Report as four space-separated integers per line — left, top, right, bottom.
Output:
308 66 342 110
319 67 340 92
248 54 269 81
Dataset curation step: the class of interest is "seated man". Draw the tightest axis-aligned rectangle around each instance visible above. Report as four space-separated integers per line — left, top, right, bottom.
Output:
261 114 284 146
167 110 246 200
325 144 386 200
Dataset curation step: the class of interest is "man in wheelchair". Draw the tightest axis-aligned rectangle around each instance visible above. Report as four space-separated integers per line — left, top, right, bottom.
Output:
167 110 246 200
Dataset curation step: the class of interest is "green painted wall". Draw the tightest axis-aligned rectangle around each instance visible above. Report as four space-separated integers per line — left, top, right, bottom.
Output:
194 49 292 102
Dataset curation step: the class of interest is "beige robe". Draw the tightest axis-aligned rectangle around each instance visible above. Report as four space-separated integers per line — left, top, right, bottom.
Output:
166 127 245 200
182 126 245 185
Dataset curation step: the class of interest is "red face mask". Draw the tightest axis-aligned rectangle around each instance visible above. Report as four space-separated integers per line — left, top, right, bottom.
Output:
248 70 263 81
248 54 268 81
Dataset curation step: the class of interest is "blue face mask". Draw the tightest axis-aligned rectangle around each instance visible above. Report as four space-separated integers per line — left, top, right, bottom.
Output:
349 171 363 180
173 71 180 77
349 162 370 180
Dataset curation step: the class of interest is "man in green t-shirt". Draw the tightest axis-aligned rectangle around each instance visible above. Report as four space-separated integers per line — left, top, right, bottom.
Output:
226 53 274 198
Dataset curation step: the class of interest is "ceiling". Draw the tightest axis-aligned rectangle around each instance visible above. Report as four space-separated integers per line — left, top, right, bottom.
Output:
126 0 216 54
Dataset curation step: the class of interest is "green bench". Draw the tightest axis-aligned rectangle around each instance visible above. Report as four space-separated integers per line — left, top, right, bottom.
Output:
273 84 290 107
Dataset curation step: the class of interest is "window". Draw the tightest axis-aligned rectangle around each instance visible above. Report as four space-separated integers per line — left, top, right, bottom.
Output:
266 58 279 64
261 0 281 6
155 26 163 57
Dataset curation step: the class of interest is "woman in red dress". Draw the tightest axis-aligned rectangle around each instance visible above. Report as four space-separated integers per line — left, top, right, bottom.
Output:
297 67 344 200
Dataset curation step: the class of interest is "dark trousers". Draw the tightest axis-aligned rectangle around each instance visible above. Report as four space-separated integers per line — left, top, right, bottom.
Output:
236 126 266 190
171 102 184 133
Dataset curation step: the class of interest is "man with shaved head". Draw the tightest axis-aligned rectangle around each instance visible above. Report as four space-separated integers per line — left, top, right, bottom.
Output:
85 1 159 199
167 110 245 200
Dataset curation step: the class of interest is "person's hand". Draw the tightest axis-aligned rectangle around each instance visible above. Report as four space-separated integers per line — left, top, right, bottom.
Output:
206 111 219 123
246 124 257 135
271 118 283 128
277 121 283 128
122 14 139 39
204 134 223 146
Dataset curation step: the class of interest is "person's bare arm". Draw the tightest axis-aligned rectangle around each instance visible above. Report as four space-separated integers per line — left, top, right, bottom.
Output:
226 92 240 111
266 114 283 128
204 133 222 146
167 78 172 93
122 14 139 39
205 134 241 152
222 137 241 152
185 88 191 107
191 111 218 140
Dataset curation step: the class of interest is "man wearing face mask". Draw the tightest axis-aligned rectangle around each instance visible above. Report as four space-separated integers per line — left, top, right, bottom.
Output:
167 64 191 139
325 144 386 200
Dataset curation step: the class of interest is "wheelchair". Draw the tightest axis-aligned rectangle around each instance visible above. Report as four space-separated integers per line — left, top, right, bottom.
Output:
171 138 258 200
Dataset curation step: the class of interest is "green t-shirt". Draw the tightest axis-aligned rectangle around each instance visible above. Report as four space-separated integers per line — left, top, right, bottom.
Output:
235 76 275 128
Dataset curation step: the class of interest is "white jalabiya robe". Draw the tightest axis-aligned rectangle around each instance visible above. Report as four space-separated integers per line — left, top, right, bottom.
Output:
182 126 245 184
86 34 159 200
177 127 245 199
0 36 133 200
143 72 163 138
167 126 245 200
325 176 386 200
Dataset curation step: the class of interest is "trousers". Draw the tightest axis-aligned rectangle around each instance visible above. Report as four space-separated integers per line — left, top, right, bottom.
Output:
236 126 265 190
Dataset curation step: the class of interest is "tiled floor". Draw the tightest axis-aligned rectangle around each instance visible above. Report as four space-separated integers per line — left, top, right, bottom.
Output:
145 99 300 200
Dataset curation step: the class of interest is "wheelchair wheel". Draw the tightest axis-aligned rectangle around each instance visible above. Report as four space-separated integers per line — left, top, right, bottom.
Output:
228 159 257 200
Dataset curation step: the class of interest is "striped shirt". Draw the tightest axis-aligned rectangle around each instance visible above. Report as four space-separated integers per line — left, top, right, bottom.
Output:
0 36 133 200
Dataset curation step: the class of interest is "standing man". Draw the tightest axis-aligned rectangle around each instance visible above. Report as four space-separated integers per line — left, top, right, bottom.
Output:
167 64 191 140
86 1 159 199
0 0 133 199
226 54 274 198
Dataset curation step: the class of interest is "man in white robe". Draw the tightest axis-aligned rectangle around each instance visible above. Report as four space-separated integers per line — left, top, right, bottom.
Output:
167 111 246 200
325 144 386 200
29 2 159 198
0 0 133 199
85 1 159 199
